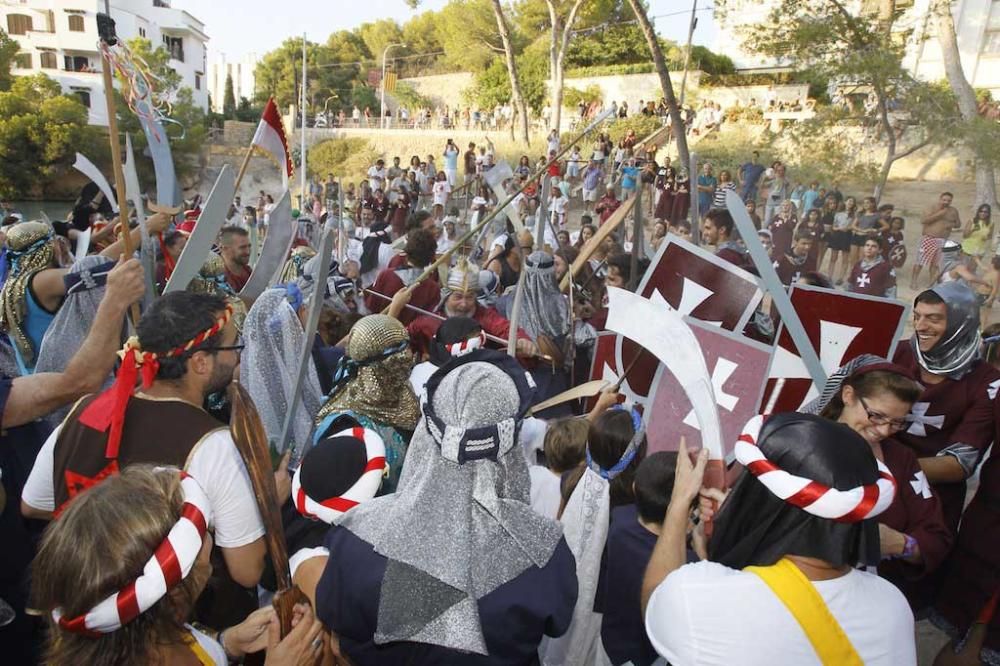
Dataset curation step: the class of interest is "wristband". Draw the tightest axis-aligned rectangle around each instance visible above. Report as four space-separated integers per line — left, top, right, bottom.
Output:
894 534 918 560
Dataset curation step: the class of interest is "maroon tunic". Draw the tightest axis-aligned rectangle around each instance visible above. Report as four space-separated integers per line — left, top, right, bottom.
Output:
774 253 816 285
407 304 529 358
769 214 795 257
877 439 953 611
893 345 1000 532
364 266 441 325
935 448 1000 652
848 258 895 298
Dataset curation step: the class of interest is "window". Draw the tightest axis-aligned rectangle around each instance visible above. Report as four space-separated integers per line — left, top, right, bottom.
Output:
162 35 184 62
71 87 91 108
14 53 31 69
6 14 33 35
64 55 90 72
40 51 57 69
138 26 146 37
986 30 1000 54
195 73 202 90
68 14 84 32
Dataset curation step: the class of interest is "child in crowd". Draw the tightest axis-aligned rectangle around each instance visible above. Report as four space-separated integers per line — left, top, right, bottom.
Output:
599 452 678 666
529 417 590 519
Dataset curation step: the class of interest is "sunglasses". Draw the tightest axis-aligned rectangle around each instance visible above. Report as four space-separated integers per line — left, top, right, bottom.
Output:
859 396 909 431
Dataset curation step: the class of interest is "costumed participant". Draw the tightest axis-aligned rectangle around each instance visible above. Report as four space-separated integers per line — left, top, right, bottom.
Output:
21 292 268 630
278 426 386 587
486 234 523 293
359 221 395 289
294 350 578 664
477 269 501 309
931 331 1000 666
541 399 646 666
848 238 897 299
34 256 122 428
701 209 751 271
364 229 440 323
497 251 572 417
278 245 317 284
241 286 323 458
893 282 1000 532
0 258 144 665
187 254 249 333
406 260 538 359
313 314 419 493
218 226 252 292
30 466 313 665
408 316 484 401
774 230 816 286
642 414 915 665
937 239 993 292
802 355 952 610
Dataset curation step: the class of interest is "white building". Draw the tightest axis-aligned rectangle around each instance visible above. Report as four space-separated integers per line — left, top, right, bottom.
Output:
714 0 1000 95
208 52 258 113
2 0 209 125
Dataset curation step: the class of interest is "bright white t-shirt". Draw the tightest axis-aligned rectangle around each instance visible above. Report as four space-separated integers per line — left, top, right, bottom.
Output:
645 561 916 666
529 465 562 519
23 423 265 549
432 180 451 207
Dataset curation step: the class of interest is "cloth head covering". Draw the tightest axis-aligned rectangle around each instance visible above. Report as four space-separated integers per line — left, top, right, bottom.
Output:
911 281 981 380
519 251 570 341
316 314 420 431
800 353 921 416
36 256 120 424
0 221 54 366
279 246 317 284
477 269 499 307
709 412 888 569
339 350 562 654
937 240 963 278
241 288 323 455
360 222 392 274
428 317 484 367
292 426 385 523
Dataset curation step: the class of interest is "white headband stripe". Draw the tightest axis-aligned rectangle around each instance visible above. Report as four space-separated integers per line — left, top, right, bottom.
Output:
53 472 213 635
293 426 386 524
735 416 896 522
446 333 485 357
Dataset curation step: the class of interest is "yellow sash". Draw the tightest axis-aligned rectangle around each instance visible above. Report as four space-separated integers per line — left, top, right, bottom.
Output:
182 630 217 666
745 558 863 666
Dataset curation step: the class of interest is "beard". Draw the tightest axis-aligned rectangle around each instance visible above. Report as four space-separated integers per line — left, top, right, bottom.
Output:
206 357 236 396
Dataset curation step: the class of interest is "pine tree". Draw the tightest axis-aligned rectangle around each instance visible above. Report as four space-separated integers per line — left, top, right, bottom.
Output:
223 72 237 119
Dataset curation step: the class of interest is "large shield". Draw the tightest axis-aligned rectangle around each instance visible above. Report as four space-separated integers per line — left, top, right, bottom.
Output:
889 243 907 269
611 235 764 403
646 318 773 461
761 284 910 414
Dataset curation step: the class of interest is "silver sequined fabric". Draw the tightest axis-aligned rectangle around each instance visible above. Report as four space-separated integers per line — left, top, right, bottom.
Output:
340 361 564 655
519 251 570 341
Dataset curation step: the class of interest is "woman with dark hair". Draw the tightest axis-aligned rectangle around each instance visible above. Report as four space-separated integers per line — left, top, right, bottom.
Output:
585 406 646 508
575 223 597 250
516 155 532 179
805 355 953 610
962 203 993 263
487 234 522 292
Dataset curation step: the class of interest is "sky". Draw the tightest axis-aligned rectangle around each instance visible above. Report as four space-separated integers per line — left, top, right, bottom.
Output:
170 0 719 63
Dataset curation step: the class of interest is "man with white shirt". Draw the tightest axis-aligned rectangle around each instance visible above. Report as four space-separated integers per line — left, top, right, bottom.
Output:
367 159 387 192
22 292 268 590
642 413 915 666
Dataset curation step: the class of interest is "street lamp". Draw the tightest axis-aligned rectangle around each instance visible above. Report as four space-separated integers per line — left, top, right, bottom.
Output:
380 42 406 129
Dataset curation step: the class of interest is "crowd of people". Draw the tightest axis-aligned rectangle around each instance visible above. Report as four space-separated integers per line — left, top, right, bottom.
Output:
0 117 998 666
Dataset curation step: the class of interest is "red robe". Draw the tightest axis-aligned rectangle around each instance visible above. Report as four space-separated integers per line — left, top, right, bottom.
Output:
774 252 815 286
407 304 530 358
876 439 953 611
364 266 441 325
893 345 1000 532
596 195 621 225
935 445 1000 653
848 258 895 298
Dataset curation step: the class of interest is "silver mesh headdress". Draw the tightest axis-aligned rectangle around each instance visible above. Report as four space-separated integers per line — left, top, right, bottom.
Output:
242 288 323 455
339 352 563 654
519 251 570 341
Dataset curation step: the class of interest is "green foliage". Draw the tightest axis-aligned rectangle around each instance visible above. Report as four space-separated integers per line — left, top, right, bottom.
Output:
235 97 263 123
308 138 379 181
357 19 405 65
255 37 365 113
223 73 237 119
0 74 105 198
436 0 509 72
392 82 432 110
467 49 547 112
688 46 735 76
562 84 603 109
565 62 655 78
565 24 652 68
723 105 765 124
0 28 19 92
606 114 661 144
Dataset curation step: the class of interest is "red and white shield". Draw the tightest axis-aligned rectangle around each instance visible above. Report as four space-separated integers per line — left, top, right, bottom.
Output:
889 244 907 269
761 285 909 414
645 318 773 460
609 236 764 403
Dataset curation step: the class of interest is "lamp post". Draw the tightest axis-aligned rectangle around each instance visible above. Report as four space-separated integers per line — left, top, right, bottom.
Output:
379 42 406 129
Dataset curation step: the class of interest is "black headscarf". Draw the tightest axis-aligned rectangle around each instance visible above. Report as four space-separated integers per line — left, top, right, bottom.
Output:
709 413 881 569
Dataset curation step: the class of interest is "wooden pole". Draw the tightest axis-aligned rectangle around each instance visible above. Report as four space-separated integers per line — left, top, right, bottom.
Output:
232 144 256 196
100 43 140 324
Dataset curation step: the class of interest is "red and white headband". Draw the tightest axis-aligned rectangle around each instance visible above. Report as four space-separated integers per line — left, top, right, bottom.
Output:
446 332 486 357
293 426 386 524
53 471 213 635
735 415 896 523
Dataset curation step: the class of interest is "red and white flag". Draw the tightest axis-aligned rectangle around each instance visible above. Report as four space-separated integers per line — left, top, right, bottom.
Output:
252 97 293 188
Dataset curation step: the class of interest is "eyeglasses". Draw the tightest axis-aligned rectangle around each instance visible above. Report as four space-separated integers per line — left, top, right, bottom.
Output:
859 396 909 431
210 336 245 354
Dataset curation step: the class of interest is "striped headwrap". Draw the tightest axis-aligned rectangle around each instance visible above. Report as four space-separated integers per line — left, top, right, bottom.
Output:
78 304 234 459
